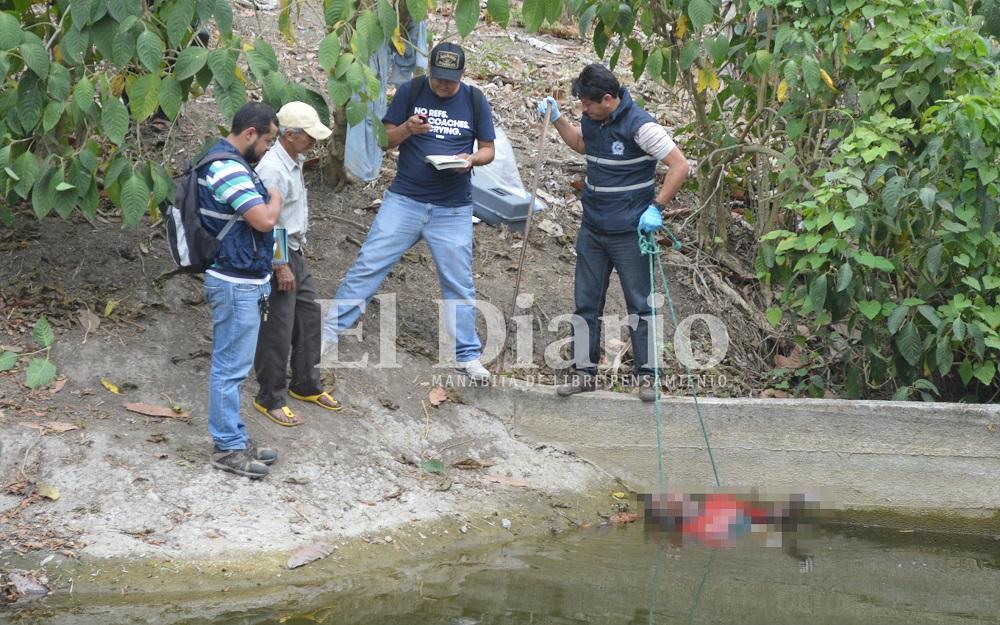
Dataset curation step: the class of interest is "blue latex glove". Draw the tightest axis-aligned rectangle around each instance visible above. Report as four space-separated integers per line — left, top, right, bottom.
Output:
639 205 664 233
537 96 560 123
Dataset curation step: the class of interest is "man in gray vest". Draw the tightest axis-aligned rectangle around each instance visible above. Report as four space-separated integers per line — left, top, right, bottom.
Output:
538 63 689 401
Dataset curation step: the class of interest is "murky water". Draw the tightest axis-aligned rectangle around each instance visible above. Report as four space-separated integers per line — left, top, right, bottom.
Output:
10 524 1000 625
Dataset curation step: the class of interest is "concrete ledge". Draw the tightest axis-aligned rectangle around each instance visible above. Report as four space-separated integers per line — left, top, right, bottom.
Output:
462 381 1000 514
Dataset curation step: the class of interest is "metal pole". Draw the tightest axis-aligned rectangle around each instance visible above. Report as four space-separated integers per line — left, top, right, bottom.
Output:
496 103 552 373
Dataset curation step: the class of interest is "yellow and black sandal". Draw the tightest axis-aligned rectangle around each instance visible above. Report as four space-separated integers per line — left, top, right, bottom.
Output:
289 390 342 411
253 400 304 427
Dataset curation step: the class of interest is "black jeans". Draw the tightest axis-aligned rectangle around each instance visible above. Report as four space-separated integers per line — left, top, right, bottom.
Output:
254 249 323 409
572 224 655 376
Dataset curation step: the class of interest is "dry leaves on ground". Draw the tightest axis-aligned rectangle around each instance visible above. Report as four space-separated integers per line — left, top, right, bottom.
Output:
287 542 336 569
428 387 448 407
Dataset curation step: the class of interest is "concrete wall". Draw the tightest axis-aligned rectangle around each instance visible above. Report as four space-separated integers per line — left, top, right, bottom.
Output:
465 382 1000 514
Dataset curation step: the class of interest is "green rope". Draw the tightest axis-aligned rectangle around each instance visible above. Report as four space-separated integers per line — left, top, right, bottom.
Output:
639 228 721 489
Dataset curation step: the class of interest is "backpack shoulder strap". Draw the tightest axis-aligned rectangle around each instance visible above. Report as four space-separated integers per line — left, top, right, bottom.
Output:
468 84 485 139
406 75 428 119
195 149 253 240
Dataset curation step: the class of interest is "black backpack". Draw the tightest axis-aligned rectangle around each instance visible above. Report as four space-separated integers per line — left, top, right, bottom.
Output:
164 150 252 273
405 75 485 137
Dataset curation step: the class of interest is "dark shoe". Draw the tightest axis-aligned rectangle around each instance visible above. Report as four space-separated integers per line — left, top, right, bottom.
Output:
247 439 277 466
211 448 269 479
638 375 658 403
556 373 596 397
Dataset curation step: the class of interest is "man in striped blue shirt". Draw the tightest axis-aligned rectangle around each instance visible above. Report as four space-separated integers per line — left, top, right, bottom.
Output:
198 102 283 479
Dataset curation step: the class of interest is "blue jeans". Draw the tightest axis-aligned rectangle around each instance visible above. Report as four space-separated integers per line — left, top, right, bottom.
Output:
204 274 270 450
323 190 481 362
573 224 654 376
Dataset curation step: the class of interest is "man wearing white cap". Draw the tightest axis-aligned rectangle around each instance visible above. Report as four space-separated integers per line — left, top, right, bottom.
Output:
253 101 341 427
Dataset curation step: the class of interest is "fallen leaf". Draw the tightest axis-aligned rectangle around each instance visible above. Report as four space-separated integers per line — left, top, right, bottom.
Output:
50 377 67 394
482 474 530 488
536 219 564 237
760 388 791 399
611 512 638 525
428 386 448 407
421 458 445 475
774 348 803 370
21 421 78 434
452 458 494 470
146 432 168 443
124 403 190 419
78 309 100 343
103 299 120 317
987 423 997 433
611 491 626 499
36 483 60 500
100 378 122 394
287 542 336 569
0 344 24 353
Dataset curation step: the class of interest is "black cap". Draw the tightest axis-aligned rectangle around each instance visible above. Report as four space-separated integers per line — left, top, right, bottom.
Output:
429 42 465 81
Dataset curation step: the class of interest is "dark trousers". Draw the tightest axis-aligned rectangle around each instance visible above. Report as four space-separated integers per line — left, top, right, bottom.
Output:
254 249 323 409
572 224 655 376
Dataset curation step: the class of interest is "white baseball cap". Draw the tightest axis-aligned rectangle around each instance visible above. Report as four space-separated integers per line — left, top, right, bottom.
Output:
277 101 332 141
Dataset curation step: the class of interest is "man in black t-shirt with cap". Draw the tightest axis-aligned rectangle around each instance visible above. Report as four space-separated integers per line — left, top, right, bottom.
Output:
322 43 497 382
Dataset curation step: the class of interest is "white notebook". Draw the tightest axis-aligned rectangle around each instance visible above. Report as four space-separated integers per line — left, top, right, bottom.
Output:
424 154 470 170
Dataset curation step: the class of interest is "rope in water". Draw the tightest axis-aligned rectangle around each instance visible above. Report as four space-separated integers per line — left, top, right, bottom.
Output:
638 227 722 490
640 227 722 625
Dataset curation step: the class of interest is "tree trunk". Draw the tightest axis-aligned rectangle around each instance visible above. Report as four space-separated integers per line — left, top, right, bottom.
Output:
324 103 348 189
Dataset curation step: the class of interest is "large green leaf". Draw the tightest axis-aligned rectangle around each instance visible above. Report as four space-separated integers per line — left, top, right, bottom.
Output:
887 304 909 335
12 150 38 199
31 162 57 219
802 56 821 94
705 34 729 66
73 75 96 113
687 0 713 31
16 73 45 130
101 94 130 145
25 358 56 389
377 0 397 37
0 351 16 372
262 71 289 107
214 79 248 121
19 41 48 79
487 0 510 26
836 262 853 292
346 99 366 126
166 0 196 47
353 10 382 61
112 27 137 67
895 321 922 367
121 173 150 226
208 48 238 87
175 46 209 80
46 63 71 100
882 175 906 216
158 76 183 120
70 0 93 28
974 361 996 385
406 0 427 23
246 39 279 79
328 76 352 107
0 11 22 50
214 0 234 36
456 0 480 37
127 73 161 122
522 0 545 31
60 26 89 66
136 30 165 72
42 101 64 133
809 274 827 315
935 337 954 376
33 315 55 349
318 32 342 72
